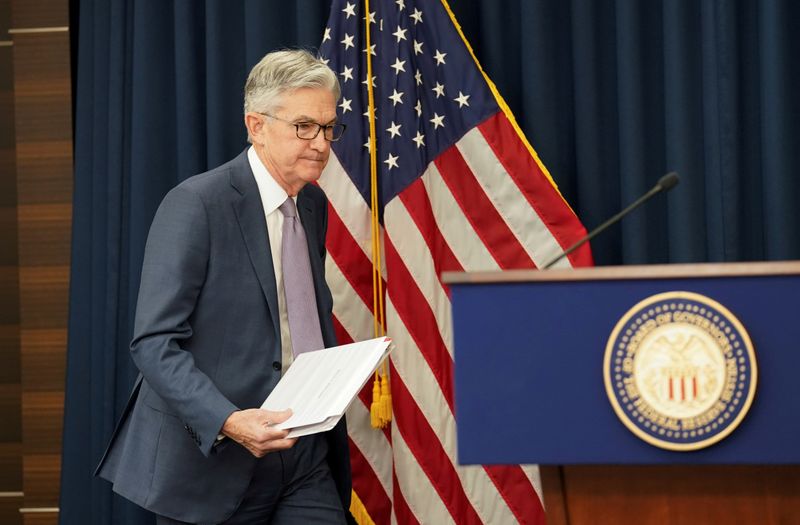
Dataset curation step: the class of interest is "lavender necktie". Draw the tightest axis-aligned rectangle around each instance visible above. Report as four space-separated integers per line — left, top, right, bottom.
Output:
279 198 325 357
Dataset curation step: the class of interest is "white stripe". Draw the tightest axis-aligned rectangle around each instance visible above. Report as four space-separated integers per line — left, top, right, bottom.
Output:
391 423 453 525
320 153 387 277
521 465 544 505
420 163 500 272
384 199 453 358
385 295 520 525
325 255 374 340
320 154 372 260
456 129 572 269
346 395 393 496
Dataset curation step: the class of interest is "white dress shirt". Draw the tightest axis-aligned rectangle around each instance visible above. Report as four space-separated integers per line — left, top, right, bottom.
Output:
247 146 297 372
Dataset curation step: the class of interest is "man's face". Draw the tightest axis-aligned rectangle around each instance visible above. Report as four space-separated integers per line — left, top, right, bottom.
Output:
248 87 337 196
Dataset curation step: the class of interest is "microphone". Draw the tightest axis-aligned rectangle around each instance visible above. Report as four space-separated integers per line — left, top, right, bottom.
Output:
541 172 680 270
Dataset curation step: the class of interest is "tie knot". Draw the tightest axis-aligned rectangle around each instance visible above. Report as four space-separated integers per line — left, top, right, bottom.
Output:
279 197 297 218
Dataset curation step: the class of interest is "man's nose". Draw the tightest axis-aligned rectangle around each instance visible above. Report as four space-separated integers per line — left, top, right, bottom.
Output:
310 131 329 151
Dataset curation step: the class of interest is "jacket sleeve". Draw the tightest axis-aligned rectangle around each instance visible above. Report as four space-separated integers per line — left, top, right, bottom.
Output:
130 184 238 457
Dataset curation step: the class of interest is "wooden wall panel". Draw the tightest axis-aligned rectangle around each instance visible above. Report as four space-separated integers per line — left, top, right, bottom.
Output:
542 465 800 525
11 0 71 522
10 0 66 31
0 0 22 521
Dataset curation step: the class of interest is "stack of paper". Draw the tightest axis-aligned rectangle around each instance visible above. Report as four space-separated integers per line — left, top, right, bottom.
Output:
261 337 392 438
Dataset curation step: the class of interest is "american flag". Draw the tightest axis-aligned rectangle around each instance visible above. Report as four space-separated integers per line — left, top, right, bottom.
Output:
318 0 593 523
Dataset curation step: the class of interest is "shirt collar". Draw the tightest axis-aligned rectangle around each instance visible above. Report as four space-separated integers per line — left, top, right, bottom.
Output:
247 146 293 215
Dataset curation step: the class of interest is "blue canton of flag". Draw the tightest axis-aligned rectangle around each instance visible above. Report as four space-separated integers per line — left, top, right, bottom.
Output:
320 0 497 209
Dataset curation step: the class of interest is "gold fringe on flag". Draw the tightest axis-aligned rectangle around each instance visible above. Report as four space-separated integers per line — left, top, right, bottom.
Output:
363 0 391 429
349 489 376 525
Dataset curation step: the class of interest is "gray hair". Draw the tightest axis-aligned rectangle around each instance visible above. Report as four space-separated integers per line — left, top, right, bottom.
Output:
244 49 340 115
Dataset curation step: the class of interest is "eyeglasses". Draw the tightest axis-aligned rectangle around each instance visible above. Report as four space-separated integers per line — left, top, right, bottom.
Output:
258 112 346 142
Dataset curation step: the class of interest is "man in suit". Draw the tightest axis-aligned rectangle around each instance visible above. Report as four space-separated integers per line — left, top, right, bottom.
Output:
96 49 352 524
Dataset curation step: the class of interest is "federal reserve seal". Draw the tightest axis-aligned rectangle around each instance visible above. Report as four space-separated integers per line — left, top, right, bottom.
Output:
603 291 757 451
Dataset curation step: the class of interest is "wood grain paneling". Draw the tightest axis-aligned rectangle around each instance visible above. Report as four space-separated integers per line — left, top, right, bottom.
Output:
11 3 72 521
544 465 800 525
18 266 69 328
19 454 60 507
19 330 66 392
11 0 67 30
22 513 59 525
17 204 71 266
14 142 72 205
0 325 20 384
1 2 21 523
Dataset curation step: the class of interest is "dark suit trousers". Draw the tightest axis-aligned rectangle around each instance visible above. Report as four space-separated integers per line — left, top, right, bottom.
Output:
156 434 345 525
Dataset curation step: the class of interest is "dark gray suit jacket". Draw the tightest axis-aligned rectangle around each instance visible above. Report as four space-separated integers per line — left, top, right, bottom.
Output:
96 150 351 524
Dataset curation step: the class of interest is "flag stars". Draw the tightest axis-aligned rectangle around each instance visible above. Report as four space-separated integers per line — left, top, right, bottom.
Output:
454 91 470 107
363 107 377 119
388 89 404 106
362 75 377 88
384 153 399 170
386 121 402 138
414 70 422 86
363 43 377 56
363 10 376 24
414 99 422 116
342 2 356 18
432 82 445 98
391 58 406 75
434 50 447 66
430 113 445 129
341 66 354 82
323 27 331 42
413 130 425 148
413 40 424 55
341 33 355 50
396 0 405 10
339 97 352 114
393 25 408 43
364 139 371 152
410 7 423 24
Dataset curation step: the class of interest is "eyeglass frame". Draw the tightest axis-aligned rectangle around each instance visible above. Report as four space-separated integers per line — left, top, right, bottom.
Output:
256 112 346 142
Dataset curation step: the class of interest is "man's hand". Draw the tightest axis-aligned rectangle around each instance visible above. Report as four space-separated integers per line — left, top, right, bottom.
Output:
221 408 297 457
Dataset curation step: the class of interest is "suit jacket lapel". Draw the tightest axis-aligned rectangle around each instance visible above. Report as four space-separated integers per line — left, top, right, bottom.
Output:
297 190 332 341
296 191 326 288
229 152 281 341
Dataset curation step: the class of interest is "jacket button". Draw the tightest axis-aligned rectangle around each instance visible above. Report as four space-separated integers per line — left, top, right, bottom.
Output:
272 361 281 371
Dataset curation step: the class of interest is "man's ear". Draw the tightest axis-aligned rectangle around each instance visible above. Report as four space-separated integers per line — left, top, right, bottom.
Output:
244 113 264 143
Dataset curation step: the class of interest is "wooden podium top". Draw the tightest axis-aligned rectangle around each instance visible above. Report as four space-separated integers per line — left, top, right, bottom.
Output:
442 260 800 284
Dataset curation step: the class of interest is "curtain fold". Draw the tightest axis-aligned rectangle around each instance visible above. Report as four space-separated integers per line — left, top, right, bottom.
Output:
62 1 800 523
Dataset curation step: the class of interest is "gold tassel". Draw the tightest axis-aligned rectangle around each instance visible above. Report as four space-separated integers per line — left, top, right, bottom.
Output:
370 374 381 428
350 489 376 525
379 371 392 424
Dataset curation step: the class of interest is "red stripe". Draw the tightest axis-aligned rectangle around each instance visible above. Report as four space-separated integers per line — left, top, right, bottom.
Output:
392 463 419 525
477 112 593 267
384 235 454 410
325 203 378 309
434 146 536 269
391 363 483 525
332 315 355 346
349 437 392 525
397 179 464 297
483 465 546 525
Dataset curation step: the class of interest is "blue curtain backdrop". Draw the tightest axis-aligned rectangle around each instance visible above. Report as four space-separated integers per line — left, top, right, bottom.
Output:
61 1 800 524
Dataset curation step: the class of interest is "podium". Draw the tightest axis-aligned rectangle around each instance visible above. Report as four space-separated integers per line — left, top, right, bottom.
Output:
444 261 800 524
